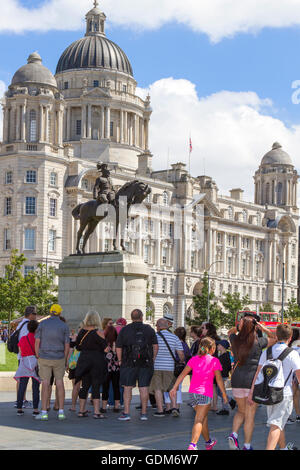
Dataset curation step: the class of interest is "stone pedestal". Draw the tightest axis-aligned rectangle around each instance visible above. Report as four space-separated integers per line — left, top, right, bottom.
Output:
57 252 149 329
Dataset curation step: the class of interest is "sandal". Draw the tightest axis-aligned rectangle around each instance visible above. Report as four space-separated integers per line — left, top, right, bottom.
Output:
93 413 105 419
78 411 89 417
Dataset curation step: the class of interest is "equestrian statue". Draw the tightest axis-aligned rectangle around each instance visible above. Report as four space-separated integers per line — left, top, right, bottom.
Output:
72 162 152 254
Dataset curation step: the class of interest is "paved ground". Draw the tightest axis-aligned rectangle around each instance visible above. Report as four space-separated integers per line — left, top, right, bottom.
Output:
0 387 299 451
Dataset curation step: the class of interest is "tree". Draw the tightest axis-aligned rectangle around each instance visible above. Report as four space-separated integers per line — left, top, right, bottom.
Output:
189 272 223 328
285 298 300 321
221 292 251 328
24 264 58 316
260 302 274 312
0 250 29 334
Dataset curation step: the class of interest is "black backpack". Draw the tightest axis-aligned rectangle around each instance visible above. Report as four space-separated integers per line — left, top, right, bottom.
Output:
130 325 152 367
7 321 29 354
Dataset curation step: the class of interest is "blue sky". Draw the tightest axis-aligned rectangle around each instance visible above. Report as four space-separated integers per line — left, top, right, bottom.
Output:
2 0 300 198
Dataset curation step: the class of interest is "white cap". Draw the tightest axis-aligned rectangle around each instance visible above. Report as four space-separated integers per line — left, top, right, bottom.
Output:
163 312 174 322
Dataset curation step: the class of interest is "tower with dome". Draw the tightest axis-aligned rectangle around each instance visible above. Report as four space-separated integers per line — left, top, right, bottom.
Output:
0 2 299 324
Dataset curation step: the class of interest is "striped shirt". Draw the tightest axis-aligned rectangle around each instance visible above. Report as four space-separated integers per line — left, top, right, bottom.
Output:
154 330 184 371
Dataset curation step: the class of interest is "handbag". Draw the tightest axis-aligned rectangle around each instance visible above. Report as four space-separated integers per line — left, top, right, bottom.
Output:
69 330 91 370
158 331 186 378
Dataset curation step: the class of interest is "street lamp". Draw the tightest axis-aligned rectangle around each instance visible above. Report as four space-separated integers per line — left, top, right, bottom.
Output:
46 235 62 273
207 260 224 322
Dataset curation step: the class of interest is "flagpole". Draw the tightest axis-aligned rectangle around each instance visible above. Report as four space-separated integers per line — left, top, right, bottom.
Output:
189 134 192 175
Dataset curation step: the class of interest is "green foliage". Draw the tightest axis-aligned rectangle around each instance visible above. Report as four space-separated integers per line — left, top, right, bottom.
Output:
285 298 300 321
189 272 223 328
0 251 58 330
260 302 274 312
221 292 251 328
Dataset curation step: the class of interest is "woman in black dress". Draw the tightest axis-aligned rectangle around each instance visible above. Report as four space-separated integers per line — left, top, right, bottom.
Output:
75 310 108 419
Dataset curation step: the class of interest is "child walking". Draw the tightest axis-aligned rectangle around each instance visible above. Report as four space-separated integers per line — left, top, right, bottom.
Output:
170 337 228 450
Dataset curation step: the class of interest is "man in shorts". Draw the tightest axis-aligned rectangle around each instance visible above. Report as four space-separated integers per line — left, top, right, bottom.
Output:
34 304 70 421
150 318 184 417
116 309 158 421
249 324 300 450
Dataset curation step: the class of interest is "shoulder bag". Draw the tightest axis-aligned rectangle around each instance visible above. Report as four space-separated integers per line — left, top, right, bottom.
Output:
158 331 185 378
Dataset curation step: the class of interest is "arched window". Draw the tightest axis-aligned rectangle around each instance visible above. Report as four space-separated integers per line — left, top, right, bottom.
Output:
163 303 172 316
29 110 37 142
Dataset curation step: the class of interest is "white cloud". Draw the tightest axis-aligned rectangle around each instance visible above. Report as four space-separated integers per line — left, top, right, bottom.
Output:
2 0 300 41
137 77 300 202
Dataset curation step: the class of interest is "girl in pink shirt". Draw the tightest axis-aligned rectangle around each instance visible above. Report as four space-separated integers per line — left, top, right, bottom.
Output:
170 337 228 451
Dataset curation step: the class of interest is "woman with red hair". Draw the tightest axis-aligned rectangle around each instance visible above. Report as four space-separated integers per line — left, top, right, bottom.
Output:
227 314 276 450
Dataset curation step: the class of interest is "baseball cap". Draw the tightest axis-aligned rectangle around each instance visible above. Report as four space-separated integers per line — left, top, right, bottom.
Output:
116 318 127 326
50 304 63 316
217 340 230 350
24 306 37 316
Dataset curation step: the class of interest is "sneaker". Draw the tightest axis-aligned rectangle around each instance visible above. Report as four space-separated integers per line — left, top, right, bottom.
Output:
14 401 18 408
216 409 229 416
35 413 48 421
32 411 40 416
153 412 165 417
286 442 298 450
242 446 254 450
296 416 300 423
229 399 236 410
188 443 198 450
140 414 148 421
164 409 172 415
171 408 180 417
23 400 32 409
287 417 295 424
118 413 131 421
205 439 217 450
17 410 24 416
228 433 240 450
58 413 66 421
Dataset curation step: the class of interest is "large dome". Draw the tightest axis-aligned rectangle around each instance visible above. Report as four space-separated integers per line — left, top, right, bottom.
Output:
261 142 293 166
11 52 57 88
55 35 133 76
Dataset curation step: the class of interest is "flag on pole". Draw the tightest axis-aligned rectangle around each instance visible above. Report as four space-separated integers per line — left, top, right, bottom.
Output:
189 137 193 153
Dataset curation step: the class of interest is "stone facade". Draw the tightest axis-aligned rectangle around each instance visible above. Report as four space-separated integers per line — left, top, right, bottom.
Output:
0 3 299 326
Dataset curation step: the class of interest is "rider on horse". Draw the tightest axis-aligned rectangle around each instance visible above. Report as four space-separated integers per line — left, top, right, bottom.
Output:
93 162 116 206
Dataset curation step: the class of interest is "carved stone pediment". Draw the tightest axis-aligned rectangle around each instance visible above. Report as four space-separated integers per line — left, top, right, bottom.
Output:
83 87 111 99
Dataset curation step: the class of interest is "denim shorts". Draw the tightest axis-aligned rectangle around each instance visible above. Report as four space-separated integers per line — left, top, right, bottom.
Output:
190 394 212 407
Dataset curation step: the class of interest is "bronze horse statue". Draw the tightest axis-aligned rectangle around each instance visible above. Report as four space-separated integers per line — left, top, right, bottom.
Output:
72 180 151 254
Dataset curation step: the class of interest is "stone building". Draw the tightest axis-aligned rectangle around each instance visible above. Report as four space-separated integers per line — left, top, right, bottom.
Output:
0 2 299 325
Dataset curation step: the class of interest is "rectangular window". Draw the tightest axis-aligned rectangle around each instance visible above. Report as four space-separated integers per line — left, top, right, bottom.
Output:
144 244 149 263
191 252 196 269
24 228 35 250
5 197 12 216
50 172 57 187
104 239 109 251
123 85 127 93
25 197 36 215
64 82 69 90
5 171 13 184
110 121 114 137
217 233 222 245
93 80 99 87
242 258 246 275
162 278 167 294
170 279 174 294
49 199 57 217
76 120 82 136
151 277 156 293
4 229 11 250
26 170 37 183
228 257 232 273
24 266 34 277
49 230 56 252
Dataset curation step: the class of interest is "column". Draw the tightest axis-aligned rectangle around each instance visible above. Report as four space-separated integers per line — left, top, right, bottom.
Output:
58 110 63 146
3 107 8 143
39 105 44 142
134 114 138 147
125 111 128 144
120 109 124 143
101 106 105 139
21 103 26 142
16 105 20 141
105 106 110 139
81 104 87 139
67 106 71 141
87 104 92 139
45 106 50 142
144 118 149 150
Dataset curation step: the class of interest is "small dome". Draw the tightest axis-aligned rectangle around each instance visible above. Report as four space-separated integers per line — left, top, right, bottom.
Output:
55 35 133 76
261 142 293 166
11 53 57 89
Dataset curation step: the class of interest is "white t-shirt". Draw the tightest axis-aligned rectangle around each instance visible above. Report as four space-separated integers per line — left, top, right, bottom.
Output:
258 343 300 397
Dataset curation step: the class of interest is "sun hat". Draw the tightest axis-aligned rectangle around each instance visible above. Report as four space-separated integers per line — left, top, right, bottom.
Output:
49 304 63 316
163 312 174 323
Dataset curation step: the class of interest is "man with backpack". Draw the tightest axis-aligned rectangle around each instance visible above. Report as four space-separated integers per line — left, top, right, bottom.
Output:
249 324 300 450
116 309 158 421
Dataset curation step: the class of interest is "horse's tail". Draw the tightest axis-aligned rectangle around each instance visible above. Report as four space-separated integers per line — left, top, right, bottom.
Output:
72 204 82 220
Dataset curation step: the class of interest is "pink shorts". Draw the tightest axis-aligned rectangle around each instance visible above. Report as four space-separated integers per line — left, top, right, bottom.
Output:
232 388 251 399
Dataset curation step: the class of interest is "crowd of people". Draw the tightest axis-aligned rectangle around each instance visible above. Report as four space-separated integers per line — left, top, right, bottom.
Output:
0 327 8 343
10 305 300 450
